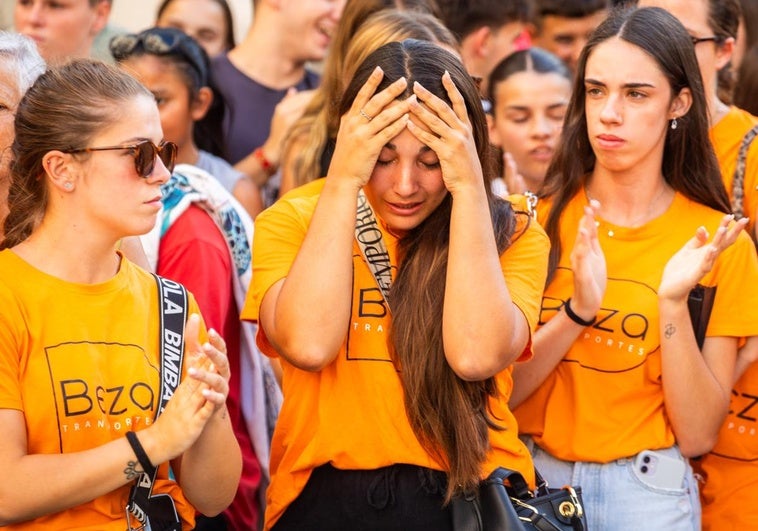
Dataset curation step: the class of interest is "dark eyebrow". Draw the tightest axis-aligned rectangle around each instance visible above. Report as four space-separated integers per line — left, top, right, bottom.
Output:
584 78 656 89
383 142 434 154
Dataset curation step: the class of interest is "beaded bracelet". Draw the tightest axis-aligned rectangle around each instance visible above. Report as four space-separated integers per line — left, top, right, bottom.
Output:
564 298 597 327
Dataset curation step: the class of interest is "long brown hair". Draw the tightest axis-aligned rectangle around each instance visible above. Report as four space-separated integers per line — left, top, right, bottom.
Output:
283 5 454 188
541 6 730 283
2 59 152 249
340 39 520 500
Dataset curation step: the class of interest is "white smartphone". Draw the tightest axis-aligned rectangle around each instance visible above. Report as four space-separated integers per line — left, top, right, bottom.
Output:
631 450 686 490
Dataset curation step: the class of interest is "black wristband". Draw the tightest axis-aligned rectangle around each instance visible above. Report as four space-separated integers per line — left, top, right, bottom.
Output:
564 298 596 326
126 431 156 476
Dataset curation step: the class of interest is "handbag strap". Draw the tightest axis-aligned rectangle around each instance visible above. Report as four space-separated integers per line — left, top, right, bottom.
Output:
126 275 187 528
355 189 392 303
730 124 758 220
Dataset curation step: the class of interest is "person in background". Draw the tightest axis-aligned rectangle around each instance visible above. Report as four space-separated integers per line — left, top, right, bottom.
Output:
243 38 549 529
211 0 345 206
511 6 758 530
0 56 241 530
13 0 111 65
734 43 758 116
111 26 263 218
636 0 758 239
486 46 572 195
732 0 758 75
0 32 44 233
279 2 457 196
436 0 534 97
530 0 609 73
156 0 236 58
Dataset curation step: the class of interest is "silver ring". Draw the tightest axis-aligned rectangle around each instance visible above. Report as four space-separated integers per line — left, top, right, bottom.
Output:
359 108 373 122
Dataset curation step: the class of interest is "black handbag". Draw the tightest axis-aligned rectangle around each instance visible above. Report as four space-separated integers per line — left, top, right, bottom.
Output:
452 467 587 531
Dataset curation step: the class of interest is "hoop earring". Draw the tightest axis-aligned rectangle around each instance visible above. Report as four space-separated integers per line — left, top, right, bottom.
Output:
671 118 678 130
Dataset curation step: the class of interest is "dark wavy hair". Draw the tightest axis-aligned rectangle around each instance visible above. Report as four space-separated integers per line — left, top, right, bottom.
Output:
541 6 729 283
340 38 521 500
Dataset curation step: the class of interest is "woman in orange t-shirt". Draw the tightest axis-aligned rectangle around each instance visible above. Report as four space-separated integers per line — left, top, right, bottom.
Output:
511 6 758 531
244 39 549 529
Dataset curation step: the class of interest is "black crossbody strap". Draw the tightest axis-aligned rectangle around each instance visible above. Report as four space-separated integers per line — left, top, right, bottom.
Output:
126 275 187 528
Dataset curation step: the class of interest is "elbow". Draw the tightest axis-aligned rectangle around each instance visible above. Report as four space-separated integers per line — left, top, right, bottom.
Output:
678 434 718 458
276 340 340 372
676 432 718 459
447 348 504 382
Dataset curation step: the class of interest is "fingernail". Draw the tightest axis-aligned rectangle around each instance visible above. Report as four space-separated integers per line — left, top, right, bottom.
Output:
188 367 198 376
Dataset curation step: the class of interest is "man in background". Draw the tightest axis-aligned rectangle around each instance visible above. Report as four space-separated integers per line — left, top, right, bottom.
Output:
13 0 112 65
531 0 609 73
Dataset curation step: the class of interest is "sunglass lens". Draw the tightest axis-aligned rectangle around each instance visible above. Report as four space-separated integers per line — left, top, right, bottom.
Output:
135 141 154 178
160 142 177 173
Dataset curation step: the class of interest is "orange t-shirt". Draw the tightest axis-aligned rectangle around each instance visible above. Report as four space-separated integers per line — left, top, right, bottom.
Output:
515 191 758 463
241 180 549 529
699 362 758 529
711 106 758 234
0 251 203 530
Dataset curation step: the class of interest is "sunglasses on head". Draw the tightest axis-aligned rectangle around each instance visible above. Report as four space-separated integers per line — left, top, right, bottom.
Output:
110 28 209 85
66 140 178 178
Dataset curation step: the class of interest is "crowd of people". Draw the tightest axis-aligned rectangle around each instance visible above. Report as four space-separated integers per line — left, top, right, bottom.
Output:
1 0 757 530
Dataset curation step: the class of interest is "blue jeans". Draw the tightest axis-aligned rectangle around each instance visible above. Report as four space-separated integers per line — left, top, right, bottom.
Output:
523 437 700 530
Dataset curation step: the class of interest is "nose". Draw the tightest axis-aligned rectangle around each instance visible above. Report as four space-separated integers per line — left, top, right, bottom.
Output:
18 1 45 26
531 114 552 139
147 156 172 186
393 162 419 197
570 40 587 71
599 94 622 125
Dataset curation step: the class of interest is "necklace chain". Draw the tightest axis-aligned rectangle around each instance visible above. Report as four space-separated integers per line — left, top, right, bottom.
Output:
584 185 670 237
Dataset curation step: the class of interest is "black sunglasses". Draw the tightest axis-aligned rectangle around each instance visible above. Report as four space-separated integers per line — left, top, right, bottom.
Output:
66 140 178 178
690 35 722 46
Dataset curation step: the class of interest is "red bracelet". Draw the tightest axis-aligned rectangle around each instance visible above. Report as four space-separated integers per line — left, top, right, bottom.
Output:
253 147 276 176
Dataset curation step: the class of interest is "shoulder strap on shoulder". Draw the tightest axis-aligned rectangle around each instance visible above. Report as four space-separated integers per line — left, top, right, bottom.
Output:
730 124 758 219
153 274 187 419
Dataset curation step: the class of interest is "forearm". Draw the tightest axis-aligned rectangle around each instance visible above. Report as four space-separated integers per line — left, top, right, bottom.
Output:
659 298 734 456
176 409 241 516
0 431 140 525
266 178 360 369
510 309 587 408
443 186 527 380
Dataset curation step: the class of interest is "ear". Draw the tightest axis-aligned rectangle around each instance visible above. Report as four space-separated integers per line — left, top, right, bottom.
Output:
43 151 80 193
90 0 112 37
487 113 503 147
669 86 693 121
190 87 214 121
460 26 493 61
715 36 735 71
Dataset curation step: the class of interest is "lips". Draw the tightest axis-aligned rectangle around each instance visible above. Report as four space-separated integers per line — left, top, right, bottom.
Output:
529 146 554 161
596 134 625 149
386 201 422 216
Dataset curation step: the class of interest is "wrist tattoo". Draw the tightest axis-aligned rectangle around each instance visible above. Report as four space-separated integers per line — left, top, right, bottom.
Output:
664 323 676 339
124 459 142 481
